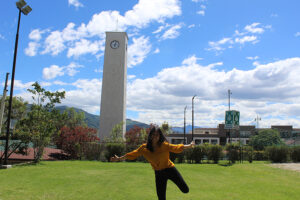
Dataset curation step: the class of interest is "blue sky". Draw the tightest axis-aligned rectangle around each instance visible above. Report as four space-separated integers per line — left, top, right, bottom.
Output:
1 0 300 128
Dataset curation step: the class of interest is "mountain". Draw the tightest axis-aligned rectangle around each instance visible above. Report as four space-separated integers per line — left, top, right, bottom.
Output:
171 125 201 133
55 106 150 131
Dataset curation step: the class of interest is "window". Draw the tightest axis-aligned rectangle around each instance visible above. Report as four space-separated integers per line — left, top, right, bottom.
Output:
203 139 209 144
211 139 218 145
205 131 209 134
195 139 201 144
171 139 185 144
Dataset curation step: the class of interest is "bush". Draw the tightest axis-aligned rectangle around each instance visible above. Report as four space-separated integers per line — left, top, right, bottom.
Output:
266 146 289 163
243 146 254 163
193 145 205 163
169 152 185 163
185 148 194 163
226 143 240 163
253 150 267 161
82 143 103 160
208 144 223 164
290 146 300 162
104 143 125 162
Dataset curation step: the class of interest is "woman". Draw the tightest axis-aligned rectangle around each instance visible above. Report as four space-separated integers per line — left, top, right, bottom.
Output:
110 127 195 200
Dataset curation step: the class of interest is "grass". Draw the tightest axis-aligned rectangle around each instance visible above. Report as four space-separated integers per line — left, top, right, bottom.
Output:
0 161 299 200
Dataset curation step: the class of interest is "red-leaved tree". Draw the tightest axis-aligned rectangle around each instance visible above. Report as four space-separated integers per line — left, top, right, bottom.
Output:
125 125 148 146
56 126 99 159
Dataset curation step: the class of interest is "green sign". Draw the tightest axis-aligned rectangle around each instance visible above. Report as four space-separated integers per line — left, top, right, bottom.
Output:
225 110 240 129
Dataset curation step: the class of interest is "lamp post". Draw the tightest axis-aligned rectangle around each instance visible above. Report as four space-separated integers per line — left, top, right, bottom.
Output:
3 0 32 166
0 73 10 135
184 106 187 144
192 95 197 142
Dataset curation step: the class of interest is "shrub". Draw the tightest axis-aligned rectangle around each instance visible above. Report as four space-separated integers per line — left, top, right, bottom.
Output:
253 150 267 161
193 145 205 163
208 144 223 164
290 146 300 162
243 146 254 163
169 151 185 163
226 143 240 163
82 143 103 160
104 143 125 162
56 126 99 159
185 148 194 163
266 146 289 163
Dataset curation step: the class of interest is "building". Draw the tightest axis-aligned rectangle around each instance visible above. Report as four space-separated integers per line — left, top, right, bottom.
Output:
166 124 299 145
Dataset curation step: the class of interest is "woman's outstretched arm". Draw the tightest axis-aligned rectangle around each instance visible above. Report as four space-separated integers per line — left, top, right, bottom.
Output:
183 141 195 150
110 155 126 162
110 144 145 162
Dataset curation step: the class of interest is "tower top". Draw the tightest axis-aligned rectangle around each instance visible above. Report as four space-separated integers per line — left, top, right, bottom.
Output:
105 32 128 40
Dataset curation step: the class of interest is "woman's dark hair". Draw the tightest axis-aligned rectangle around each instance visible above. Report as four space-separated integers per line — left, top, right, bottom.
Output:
146 127 167 152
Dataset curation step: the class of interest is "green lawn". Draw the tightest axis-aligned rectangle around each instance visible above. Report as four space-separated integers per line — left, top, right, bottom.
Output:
0 161 299 200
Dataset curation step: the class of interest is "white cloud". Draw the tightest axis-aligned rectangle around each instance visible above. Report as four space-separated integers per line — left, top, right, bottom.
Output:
43 65 65 80
29 29 44 41
34 0 181 64
65 62 83 76
127 36 152 68
207 37 233 51
0 34 4 40
153 25 166 34
24 42 40 56
94 68 103 73
160 24 182 40
128 75 136 79
246 56 259 60
295 32 300 37
42 31 66 56
63 79 102 113
235 35 257 44
207 22 270 53
53 80 68 86
68 0 83 8
67 39 104 58
42 62 83 80
244 23 264 34
154 48 160 54
197 10 205 16
126 56 300 127
188 24 195 29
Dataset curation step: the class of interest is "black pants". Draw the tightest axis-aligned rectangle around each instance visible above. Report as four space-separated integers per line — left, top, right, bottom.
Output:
154 167 189 200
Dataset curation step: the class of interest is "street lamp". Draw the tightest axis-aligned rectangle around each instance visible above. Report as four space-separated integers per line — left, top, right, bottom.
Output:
192 95 197 141
3 0 32 166
184 106 187 144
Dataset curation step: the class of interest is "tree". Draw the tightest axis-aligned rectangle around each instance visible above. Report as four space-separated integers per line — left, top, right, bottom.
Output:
0 96 28 164
249 129 283 151
55 126 99 159
51 107 87 146
125 125 147 146
15 82 65 163
160 121 171 135
104 122 124 143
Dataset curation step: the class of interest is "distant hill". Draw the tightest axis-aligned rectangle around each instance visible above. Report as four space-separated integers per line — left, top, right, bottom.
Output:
171 125 201 133
55 106 150 131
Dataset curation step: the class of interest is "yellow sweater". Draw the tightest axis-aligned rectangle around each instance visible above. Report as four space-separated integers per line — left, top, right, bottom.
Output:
125 142 184 170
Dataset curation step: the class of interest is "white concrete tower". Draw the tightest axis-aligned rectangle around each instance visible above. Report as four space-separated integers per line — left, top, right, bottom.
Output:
99 32 128 141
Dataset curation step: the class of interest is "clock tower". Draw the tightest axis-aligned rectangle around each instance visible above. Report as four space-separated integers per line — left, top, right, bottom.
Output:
99 32 128 141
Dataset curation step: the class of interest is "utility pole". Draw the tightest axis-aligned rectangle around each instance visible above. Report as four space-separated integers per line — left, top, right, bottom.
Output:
255 115 261 129
0 73 9 135
228 89 232 143
4 0 32 166
192 95 197 142
228 89 232 111
184 106 187 144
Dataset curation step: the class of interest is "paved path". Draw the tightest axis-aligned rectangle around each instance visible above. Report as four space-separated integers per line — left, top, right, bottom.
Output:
269 163 300 172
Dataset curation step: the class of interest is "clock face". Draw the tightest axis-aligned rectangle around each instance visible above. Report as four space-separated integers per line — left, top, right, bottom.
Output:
110 40 120 49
